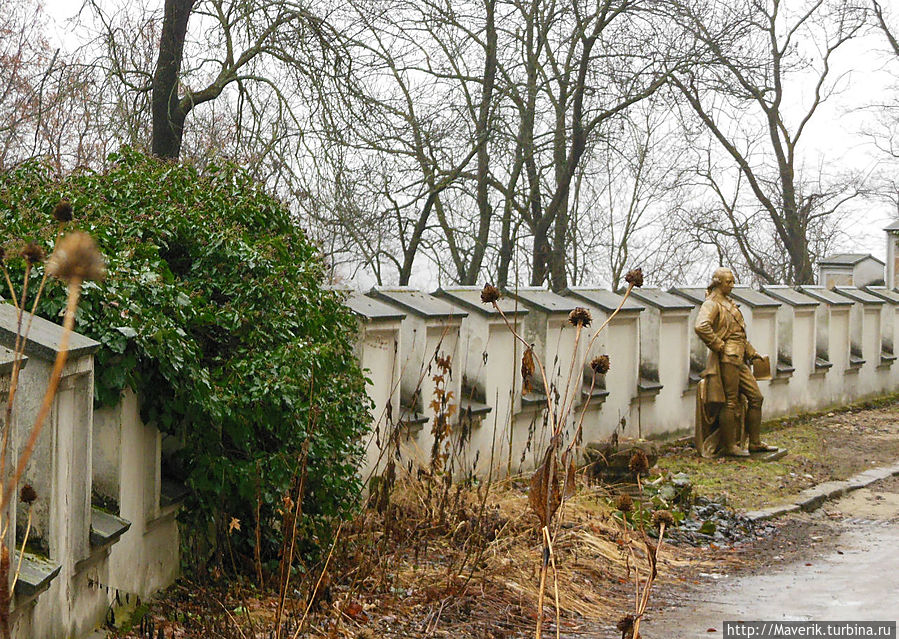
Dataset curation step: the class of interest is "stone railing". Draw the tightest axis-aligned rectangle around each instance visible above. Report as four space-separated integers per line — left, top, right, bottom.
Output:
349 284 899 479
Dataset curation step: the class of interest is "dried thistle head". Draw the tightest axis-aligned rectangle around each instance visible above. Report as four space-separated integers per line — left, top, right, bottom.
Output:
521 346 535 395
21 242 45 265
617 614 635 635
628 449 650 476
591 354 611 375
624 268 644 288
568 306 592 327
652 509 675 528
52 200 74 222
480 283 501 304
46 231 106 283
614 493 633 513
20 484 37 505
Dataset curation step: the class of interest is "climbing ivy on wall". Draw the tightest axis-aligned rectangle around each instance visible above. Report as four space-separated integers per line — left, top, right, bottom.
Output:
0 148 371 569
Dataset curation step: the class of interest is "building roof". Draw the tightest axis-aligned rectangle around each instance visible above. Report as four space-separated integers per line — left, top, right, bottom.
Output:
832 286 885 305
629 287 694 311
760 286 820 308
670 286 780 309
344 293 406 322
433 287 529 318
367 287 468 320
797 285 854 307
730 287 782 309
0 302 99 361
668 287 706 306
885 220 899 232
863 286 899 305
819 253 885 267
505 287 580 314
564 288 644 313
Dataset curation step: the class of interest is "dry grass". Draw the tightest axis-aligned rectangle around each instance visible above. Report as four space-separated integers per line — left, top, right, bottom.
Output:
122 475 731 638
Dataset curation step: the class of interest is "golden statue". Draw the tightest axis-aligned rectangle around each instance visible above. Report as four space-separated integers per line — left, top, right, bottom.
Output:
694 268 776 457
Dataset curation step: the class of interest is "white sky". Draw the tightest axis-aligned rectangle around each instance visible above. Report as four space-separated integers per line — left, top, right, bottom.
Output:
38 0 899 281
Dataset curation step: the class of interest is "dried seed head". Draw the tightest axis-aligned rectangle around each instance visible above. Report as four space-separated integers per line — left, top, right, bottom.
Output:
617 614 635 634
521 346 535 395
590 354 611 375
652 509 675 528
52 200 74 222
21 242 45 265
614 493 633 513
480 284 501 304
0 247 5 261
47 231 106 283
568 306 592 327
628 449 650 476
20 483 37 505
624 268 644 288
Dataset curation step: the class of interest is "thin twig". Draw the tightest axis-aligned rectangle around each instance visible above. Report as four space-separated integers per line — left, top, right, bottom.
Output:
11 506 33 590
294 522 344 639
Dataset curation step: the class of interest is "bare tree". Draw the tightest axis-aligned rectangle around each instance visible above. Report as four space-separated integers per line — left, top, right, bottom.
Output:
674 0 868 284
86 0 346 160
568 95 697 289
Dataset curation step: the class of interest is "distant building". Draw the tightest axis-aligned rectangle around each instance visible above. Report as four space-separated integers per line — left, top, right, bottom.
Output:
818 253 885 289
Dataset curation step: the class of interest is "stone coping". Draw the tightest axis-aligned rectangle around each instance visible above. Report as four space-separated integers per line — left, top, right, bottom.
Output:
760 285 819 308
14 551 61 598
0 301 99 361
90 508 131 548
669 287 706 305
730 287 782 309
796 285 854 307
629 288 694 311
368 287 468 321
832 286 885 305
505 287 580 314
345 293 406 322
863 286 899 304
459 397 492 417
433 287 529 317
564 288 645 313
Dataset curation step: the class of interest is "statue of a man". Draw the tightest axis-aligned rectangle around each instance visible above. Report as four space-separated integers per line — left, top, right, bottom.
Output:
694 268 776 457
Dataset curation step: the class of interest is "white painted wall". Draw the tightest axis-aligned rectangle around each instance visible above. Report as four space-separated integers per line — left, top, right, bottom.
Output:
353 286 899 477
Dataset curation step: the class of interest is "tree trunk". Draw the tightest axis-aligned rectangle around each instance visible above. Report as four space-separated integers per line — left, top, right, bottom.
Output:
151 0 195 159
463 0 498 285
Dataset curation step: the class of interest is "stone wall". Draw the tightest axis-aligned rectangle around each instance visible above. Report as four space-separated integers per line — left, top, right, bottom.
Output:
350 284 899 479
0 306 181 639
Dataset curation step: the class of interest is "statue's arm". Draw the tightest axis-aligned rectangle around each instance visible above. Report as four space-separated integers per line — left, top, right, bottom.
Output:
695 300 724 353
745 340 760 360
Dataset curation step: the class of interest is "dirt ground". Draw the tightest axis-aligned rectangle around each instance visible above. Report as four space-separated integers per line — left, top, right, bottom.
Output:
657 397 899 510
109 400 899 639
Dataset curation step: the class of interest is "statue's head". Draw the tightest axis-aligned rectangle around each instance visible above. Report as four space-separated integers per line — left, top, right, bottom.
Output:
707 267 735 296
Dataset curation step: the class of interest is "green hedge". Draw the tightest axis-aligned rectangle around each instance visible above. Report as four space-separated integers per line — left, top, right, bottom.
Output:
0 148 371 569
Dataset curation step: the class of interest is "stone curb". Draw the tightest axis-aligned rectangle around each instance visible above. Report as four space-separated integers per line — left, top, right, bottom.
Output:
744 460 899 522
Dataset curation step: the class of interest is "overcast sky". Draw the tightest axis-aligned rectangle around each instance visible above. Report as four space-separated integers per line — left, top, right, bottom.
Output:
38 0 899 284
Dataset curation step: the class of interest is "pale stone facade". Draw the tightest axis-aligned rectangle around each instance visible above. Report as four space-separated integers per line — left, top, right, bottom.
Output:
353 280 899 479
0 305 181 639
